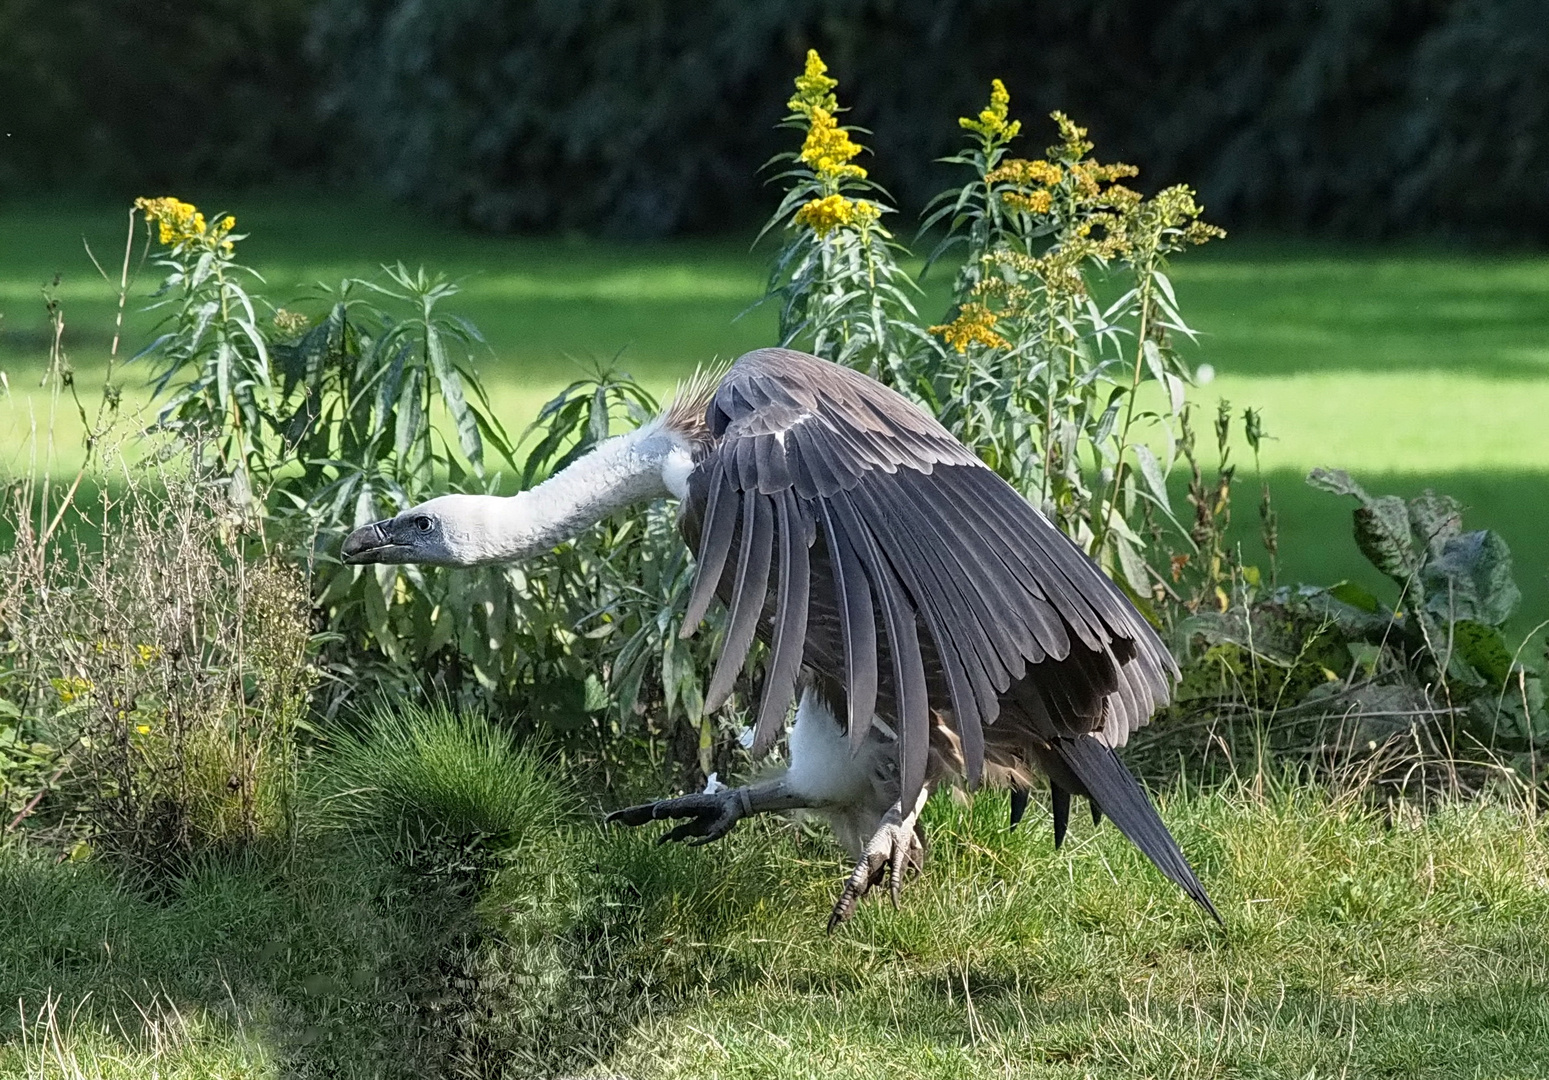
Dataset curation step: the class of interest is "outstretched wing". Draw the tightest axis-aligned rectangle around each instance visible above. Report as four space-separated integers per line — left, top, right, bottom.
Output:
680 348 1177 815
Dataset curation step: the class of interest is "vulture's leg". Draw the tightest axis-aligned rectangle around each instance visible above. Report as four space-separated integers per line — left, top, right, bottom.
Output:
826 784 930 932
606 777 814 846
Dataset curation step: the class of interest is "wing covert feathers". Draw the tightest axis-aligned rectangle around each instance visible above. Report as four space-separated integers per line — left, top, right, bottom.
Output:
681 347 1180 812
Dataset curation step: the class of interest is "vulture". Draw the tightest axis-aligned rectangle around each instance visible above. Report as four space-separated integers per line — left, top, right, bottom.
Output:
343 347 1219 928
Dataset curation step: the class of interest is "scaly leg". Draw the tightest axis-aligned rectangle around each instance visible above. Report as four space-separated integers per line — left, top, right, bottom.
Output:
605 778 813 846
827 785 930 932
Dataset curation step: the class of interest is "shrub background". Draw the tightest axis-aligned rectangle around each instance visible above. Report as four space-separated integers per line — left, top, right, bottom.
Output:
4 0 1546 239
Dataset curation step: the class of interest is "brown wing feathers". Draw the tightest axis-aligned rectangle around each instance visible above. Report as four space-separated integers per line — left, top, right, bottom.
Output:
704 485 773 713
681 350 1176 804
754 489 809 756
816 500 878 752
668 349 1218 918
682 462 737 629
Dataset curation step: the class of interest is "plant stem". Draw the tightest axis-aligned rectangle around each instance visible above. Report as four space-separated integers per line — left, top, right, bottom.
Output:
1090 265 1155 559
42 211 139 548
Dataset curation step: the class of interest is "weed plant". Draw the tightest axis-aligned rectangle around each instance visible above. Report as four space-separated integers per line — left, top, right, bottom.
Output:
765 55 1221 599
0 444 312 871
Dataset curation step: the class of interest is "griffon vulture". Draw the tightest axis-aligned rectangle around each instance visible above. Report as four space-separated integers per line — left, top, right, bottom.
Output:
343 347 1219 928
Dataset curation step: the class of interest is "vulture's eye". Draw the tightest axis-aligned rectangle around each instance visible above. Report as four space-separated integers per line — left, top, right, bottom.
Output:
413 515 433 532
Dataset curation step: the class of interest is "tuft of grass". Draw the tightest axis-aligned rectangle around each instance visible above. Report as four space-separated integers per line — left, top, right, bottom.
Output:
11 990 269 1080
309 702 571 850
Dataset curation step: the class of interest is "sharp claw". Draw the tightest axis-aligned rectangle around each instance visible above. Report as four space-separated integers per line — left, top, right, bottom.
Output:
610 791 744 845
605 804 654 827
830 816 928 929
658 813 711 845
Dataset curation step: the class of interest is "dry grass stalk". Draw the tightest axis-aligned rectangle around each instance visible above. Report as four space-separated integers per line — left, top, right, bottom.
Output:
1 443 313 868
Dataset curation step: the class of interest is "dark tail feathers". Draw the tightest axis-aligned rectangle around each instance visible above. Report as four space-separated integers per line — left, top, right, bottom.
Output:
1057 735 1222 924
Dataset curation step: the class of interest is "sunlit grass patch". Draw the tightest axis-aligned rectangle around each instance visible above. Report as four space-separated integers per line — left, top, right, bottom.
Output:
596 787 1549 1079
4 764 1549 1076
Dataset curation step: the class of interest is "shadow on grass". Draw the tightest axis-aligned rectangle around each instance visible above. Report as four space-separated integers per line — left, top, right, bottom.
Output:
0 832 652 1078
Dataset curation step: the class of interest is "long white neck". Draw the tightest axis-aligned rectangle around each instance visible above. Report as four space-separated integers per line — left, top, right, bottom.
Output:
456 422 693 564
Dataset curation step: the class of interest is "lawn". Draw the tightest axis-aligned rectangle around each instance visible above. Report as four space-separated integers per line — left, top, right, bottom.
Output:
2 193 1547 631
5 748 1549 1079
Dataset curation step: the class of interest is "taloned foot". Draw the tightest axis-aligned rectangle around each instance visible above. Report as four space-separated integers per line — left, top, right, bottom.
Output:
827 799 928 933
605 787 752 846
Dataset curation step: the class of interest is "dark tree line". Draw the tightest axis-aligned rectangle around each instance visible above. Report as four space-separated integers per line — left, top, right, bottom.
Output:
4 0 1546 240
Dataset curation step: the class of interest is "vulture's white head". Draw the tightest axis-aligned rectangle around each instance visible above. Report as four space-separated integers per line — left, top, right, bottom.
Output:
341 493 534 567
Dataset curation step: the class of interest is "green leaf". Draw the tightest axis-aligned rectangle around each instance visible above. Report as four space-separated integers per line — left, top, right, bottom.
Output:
1353 497 1419 584
394 367 424 463
1421 529 1520 628
1468 669 1549 749
373 340 410 433
1133 443 1170 509
427 325 483 474
1327 581 1381 614
589 384 611 446
1407 491 1463 559
1306 467 1368 500
1450 620 1514 685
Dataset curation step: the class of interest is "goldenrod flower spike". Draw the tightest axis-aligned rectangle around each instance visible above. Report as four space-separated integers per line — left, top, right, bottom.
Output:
930 303 1010 353
133 196 240 253
800 108 867 181
795 193 878 237
788 48 839 116
960 78 1021 142
1049 111 1093 160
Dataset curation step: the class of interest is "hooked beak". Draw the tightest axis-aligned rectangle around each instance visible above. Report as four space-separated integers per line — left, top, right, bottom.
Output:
341 521 392 564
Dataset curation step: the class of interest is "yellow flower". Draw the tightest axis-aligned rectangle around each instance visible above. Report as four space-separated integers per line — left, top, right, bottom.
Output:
930 303 1009 353
788 49 839 116
134 196 239 254
52 675 93 704
1105 184 1144 211
1049 111 1093 160
135 197 203 246
1067 162 1102 198
987 158 1063 187
1002 188 1053 216
960 79 1021 142
136 724 151 735
134 643 162 667
794 193 878 238
799 108 867 181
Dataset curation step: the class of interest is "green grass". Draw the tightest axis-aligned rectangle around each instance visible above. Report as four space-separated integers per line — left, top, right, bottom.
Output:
5 769 1549 1077
3 194 1547 627
310 702 572 846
